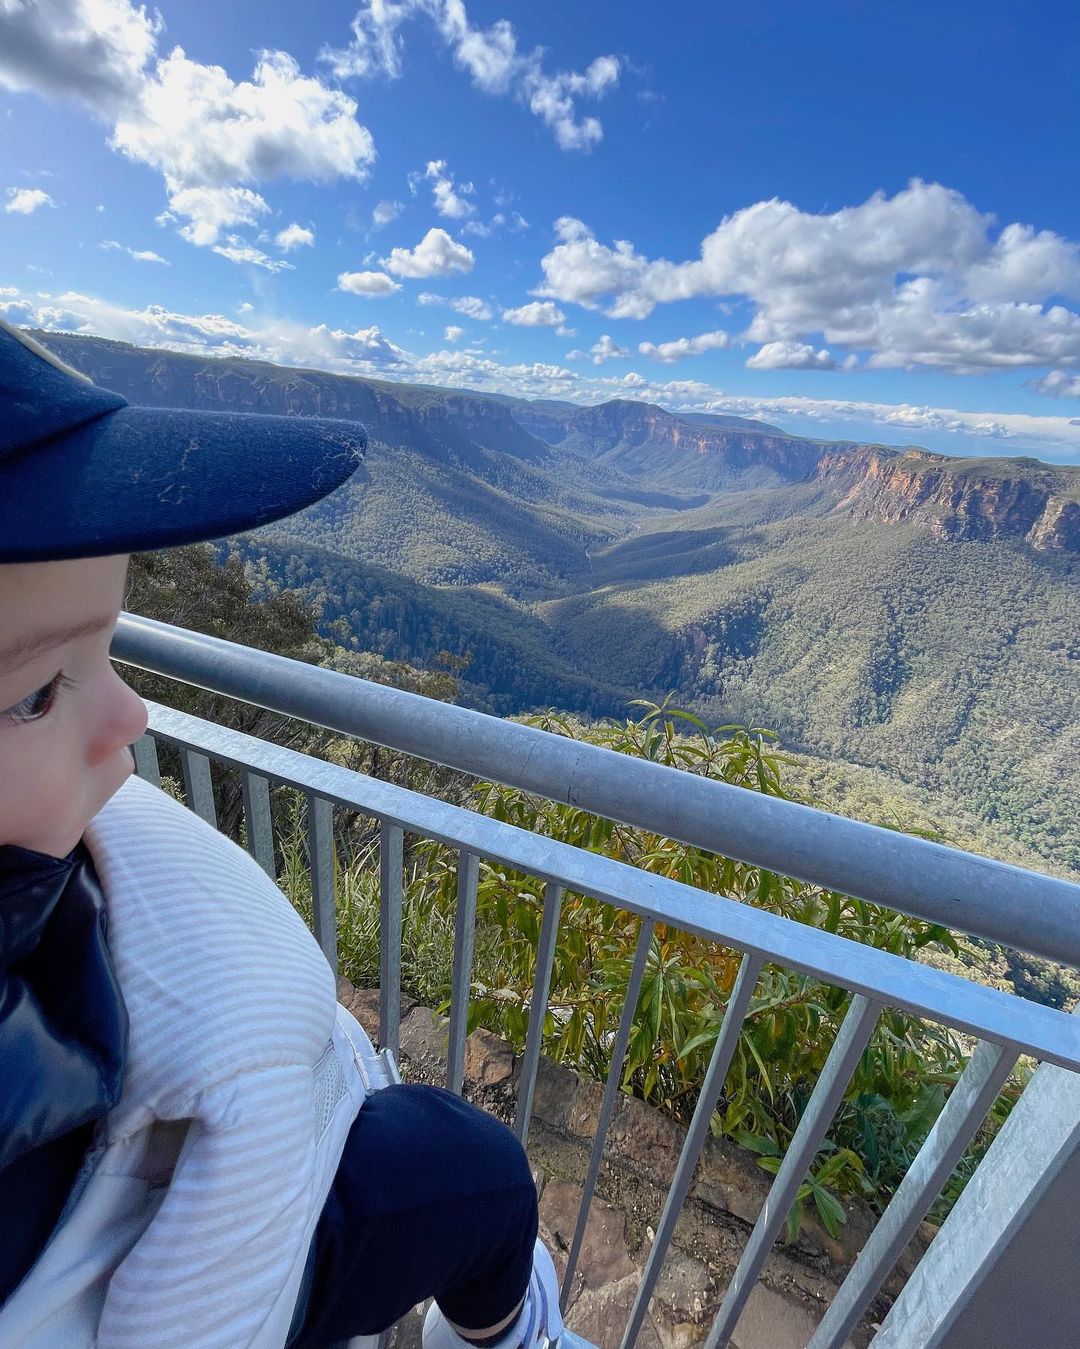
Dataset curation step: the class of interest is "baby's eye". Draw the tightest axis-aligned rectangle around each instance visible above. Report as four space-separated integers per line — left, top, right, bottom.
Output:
2 673 76 725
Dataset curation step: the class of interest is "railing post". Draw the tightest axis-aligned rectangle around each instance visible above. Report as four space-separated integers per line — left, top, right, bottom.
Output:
705 995 882 1348
873 1042 1080 1348
307 793 338 973
241 769 275 878
446 850 480 1096
379 822 404 1060
514 882 564 1147
620 952 764 1349
562 918 656 1308
809 1039 1018 1349
131 732 160 787
179 746 216 827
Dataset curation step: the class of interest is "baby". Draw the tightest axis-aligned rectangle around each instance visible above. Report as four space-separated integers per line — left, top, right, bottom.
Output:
0 319 563 1349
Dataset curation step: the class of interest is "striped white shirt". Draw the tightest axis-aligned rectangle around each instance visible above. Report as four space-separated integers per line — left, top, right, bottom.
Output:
69 771 365 1348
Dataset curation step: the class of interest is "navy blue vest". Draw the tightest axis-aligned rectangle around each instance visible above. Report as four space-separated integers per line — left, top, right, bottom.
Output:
0 842 127 1304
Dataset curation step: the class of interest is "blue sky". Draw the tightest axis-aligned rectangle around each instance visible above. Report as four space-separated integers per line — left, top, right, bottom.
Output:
3 0 1080 462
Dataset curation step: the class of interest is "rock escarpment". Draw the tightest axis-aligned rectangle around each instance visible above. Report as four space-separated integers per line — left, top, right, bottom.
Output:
524 399 823 488
817 446 1080 553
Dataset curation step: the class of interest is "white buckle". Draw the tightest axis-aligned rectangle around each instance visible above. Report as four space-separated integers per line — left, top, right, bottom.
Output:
353 1045 402 1094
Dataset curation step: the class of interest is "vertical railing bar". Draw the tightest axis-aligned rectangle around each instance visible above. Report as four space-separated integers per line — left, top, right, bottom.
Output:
514 881 565 1146
241 769 275 878
619 952 765 1349
131 732 160 787
808 1038 1019 1349
562 917 656 1308
379 821 405 1060
704 993 883 1349
446 849 480 1096
178 745 217 827
307 793 338 973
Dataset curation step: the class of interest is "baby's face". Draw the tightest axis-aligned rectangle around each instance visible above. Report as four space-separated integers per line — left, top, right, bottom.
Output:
0 554 148 858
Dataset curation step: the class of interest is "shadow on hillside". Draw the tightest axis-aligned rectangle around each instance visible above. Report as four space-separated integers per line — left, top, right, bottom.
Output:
543 590 695 691
233 531 665 721
594 485 712 511
591 525 763 584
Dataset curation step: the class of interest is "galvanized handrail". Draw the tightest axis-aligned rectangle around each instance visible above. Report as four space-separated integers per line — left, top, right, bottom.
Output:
113 613 1080 967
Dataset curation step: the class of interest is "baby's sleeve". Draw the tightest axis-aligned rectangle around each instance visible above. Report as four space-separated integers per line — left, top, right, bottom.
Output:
97 1065 319 1349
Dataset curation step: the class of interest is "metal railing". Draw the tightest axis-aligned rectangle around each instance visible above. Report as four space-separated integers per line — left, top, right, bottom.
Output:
113 614 1080 1349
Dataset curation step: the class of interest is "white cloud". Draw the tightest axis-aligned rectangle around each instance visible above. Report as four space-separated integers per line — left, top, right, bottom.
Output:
211 238 294 272
421 159 474 218
0 0 159 117
745 340 837 371
159 184 269 246
5 186 54 214
444 324 465 341
0 299 37 325
417 292 494 320
3 290 256 350
0 286 409 372
321 2 619 151
535 182 1080 374
0 4 375 257
1033 371 1080 398
114 48 375 245
451 296 492 320
709 391 1080 459
571 333 630 364
965 223 1080 304
303 321 409 367
100 239 169 264
412 347 580 394
338 269 401 295
639 329 730 362
382 227 474 278
372 197 403 228
276 222 315 251
463 209 528 239
111 46 373 188
502 300 565 326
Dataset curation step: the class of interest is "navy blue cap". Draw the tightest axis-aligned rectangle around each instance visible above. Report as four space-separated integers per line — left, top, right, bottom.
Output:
0 319 366 563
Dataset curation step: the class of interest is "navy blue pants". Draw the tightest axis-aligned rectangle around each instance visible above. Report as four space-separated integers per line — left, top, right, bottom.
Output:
288 1084 539 1348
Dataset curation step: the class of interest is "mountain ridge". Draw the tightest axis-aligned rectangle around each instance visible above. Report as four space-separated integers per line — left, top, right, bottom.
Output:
33 329 1078 553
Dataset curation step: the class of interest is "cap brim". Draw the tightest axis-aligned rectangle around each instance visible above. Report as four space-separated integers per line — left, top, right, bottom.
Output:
0 405 366 562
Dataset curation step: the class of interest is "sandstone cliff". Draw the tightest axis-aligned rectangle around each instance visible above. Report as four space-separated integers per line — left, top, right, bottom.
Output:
816 445 1080 553
519 398 823 488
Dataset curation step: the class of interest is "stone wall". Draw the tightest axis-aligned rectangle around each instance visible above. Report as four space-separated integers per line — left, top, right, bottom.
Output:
338 980 931 1349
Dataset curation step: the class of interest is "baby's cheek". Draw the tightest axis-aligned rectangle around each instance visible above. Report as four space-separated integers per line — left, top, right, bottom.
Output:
0 751 85 854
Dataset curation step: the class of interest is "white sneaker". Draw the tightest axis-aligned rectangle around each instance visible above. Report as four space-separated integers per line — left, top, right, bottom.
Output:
422 1239 565 1349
